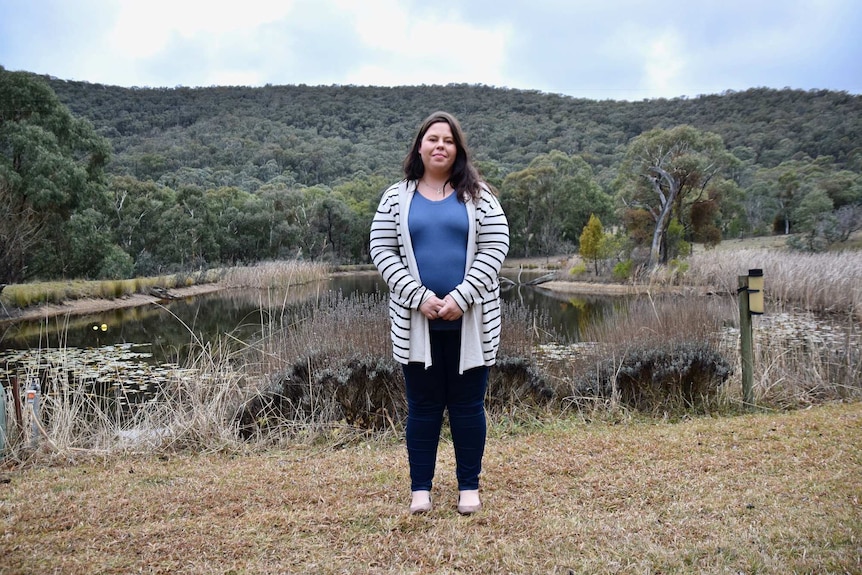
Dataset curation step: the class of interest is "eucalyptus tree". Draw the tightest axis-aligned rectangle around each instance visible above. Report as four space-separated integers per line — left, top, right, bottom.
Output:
204 186 267 265
311 193 356 262
108 176 177 263
616 125 737 265
333 174 390 262
155 185 220 268
0 68 111 281
501 150 612 257
751 157 861 238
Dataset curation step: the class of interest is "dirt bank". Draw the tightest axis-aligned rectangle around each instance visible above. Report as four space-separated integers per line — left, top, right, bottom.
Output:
0 284 224 324
1 276 698 325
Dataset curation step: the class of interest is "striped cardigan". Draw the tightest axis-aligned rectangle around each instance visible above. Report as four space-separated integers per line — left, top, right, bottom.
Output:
369 179 510 374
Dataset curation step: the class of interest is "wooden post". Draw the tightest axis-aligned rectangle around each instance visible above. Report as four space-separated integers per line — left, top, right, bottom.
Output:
11 375 23 434
0 381 7 455
738 275 754 407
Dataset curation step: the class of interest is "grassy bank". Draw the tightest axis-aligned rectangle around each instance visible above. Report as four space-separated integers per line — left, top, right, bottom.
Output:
0 260 330 313
2 402 859 574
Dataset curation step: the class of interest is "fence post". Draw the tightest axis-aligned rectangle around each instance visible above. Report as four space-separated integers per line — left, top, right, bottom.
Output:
0 383 7 456
11 375 22 435
738 268 764 408
738 275 754 407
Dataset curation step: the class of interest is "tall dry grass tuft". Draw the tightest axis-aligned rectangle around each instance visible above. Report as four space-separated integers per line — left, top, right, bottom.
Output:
744 304 862 409
220 260 329 290
1 342 253 463
235 290 398 442
234 293 559 442
681 249 862 318
558 294 737 415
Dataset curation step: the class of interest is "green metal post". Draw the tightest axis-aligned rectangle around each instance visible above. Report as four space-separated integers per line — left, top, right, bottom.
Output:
738 275 754 407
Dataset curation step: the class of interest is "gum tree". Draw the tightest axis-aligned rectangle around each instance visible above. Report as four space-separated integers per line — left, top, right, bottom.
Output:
502 151 612 257
617 125 736 265
0 68 111 281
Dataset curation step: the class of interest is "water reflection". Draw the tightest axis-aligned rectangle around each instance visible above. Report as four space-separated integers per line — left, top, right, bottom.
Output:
0 273 627 423
0 274 621 357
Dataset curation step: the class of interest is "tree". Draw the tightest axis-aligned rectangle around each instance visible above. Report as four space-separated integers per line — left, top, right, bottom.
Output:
501 151 612 257
0 68 111 281
579 214 605 275
834 204 862 242
787 187 837 252
312 194 356 262
333 174 390 262
617 126 735 265
775 170 801 234
752 157 861 239
0 178 40 283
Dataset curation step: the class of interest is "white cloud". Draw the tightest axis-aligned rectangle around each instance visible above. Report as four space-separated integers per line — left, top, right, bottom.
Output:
336 3 512 87
106 0 298 59
1 0 858 98
642 30 687 98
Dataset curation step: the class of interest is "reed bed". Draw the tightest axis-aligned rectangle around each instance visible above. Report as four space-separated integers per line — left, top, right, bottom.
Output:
0 260 328 312
551 295 737 415
0 290 558 459
672 248 862 318
234 293 555 442
219 260 329 289
747 306 862 409
6 285 856 463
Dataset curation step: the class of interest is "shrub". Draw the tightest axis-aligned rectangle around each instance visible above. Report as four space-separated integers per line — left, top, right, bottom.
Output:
612 259 633 280
559 294 736 414
234 291 558 438
571 341 732 413
236 352 404 438
487 355 555 411
98 246 135 279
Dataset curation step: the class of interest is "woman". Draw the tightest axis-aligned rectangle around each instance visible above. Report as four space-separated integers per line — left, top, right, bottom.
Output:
369 111 509 515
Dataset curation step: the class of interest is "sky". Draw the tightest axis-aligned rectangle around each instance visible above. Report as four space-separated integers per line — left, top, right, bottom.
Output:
1 0 860 101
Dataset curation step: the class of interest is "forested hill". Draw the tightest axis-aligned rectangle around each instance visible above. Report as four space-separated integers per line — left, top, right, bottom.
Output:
42 76 861 192
3 71 860 284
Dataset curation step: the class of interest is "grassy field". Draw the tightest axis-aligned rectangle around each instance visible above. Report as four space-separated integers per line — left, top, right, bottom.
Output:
1 241 860 573
2 402 859 574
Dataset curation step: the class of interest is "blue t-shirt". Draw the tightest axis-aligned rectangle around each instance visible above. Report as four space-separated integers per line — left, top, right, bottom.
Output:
409 191 468 330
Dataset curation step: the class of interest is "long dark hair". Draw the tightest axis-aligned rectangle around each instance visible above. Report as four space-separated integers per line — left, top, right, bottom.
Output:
402 111 486 202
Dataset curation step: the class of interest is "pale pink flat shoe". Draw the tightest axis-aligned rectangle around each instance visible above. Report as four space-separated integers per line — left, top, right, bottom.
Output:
457 490 481 515
410 490 432 515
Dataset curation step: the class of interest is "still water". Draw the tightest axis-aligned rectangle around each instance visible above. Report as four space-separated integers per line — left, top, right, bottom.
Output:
0 273 621 385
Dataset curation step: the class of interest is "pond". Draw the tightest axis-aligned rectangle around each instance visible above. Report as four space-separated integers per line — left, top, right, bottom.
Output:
0 272 620 394
0 273 618 357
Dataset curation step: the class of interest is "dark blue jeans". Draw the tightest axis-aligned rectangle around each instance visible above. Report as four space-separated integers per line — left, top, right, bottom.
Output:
402 329 489 492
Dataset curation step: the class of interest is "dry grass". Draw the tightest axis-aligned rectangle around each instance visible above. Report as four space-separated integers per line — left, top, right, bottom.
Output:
0 272 221 310
0 260 329 312
220 260 329 290
674 249 862 319
1 402 859 574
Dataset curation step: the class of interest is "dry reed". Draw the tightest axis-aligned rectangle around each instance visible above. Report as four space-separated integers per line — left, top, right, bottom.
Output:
680 248 862 318
220 260 329 289
2 251 859 461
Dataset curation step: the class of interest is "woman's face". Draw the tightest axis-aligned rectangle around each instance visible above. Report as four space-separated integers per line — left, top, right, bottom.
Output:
418 121 457 176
